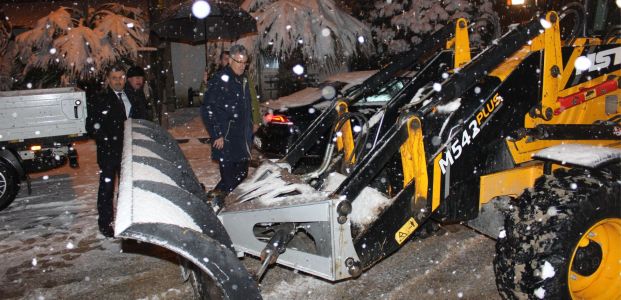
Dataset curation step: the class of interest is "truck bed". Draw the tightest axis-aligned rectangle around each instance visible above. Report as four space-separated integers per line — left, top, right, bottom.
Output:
0 87 87 144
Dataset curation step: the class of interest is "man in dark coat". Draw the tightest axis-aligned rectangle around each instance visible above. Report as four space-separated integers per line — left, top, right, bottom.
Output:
86 65 148 237
124 66 152 121
201 45 253 206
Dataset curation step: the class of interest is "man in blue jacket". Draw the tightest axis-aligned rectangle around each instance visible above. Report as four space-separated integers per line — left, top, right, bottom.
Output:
201 45 254 209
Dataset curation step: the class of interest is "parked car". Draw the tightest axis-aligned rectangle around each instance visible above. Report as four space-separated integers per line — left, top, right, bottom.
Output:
254 70 410 159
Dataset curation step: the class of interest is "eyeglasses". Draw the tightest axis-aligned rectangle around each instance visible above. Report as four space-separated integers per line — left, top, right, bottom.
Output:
231 56 249 65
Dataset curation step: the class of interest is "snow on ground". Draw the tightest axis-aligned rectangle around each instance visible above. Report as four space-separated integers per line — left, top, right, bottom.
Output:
0 107 500 299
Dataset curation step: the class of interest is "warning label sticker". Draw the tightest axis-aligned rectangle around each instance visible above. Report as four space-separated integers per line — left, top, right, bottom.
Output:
395 217 419 245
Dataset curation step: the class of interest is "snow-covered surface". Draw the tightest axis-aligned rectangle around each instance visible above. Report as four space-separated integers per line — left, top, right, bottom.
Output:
436 98 462 114
228 161 328 209
263 70 377 110
321 172 347 193
123 188 202 232
369 0 496 54
242 0 373 71
349 186 394 228
328 70 378 91
533 144 621 168
539 261 555 280
116 121 203 235
116 119 135 236
14 5 147 81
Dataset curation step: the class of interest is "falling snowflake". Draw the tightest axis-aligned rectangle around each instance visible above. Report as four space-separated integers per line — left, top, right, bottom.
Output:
192 0 211 19
292 64 304 75
321 86 336 99
221 74 230 82
534 287 546 299
574 56 591 72
432 83 442 92
539 18 552 29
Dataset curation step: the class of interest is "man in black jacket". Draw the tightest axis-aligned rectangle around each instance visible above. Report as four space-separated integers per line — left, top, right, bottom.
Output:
201 45 253 209
124 66 153 122
86 65 148 237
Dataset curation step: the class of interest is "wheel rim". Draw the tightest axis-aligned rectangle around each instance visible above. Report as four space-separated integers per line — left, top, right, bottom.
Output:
0 169 6 197
568 218 621 299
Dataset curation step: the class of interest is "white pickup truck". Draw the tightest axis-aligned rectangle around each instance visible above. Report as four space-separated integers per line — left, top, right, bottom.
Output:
0 87 87 210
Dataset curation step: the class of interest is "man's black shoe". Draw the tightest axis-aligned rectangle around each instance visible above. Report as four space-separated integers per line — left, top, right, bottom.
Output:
206 189 226 213
99 225 114 238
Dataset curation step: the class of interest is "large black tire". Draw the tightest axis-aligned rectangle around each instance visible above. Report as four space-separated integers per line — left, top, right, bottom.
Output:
0 162 19 211
494 167 621 299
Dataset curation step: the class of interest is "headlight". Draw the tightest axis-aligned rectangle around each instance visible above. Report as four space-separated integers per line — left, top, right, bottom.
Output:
507 0 526 5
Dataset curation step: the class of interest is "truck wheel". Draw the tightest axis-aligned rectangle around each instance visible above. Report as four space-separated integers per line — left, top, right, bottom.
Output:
0 162 19 211
494 168 621 299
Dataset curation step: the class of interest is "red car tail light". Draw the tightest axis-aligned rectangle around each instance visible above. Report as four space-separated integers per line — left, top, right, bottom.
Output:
264 114 293 125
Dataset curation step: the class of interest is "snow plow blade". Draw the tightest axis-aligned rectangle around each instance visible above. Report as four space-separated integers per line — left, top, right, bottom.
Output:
115 119 261 300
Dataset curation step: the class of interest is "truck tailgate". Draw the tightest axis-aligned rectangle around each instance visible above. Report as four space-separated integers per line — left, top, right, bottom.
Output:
0 87 87 142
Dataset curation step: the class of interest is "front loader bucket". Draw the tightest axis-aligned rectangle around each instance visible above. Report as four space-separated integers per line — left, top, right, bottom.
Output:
115 119 261 300
219 161 391 281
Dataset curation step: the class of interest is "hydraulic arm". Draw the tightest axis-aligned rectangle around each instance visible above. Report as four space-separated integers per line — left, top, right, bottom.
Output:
283 20 461 167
